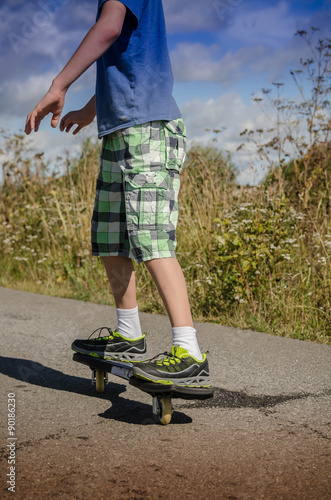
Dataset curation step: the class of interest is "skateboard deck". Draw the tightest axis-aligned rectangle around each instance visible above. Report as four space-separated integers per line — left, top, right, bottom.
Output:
73 352 213 425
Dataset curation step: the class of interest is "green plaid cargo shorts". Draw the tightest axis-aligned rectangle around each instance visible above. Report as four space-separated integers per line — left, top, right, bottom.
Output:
91 118 186 263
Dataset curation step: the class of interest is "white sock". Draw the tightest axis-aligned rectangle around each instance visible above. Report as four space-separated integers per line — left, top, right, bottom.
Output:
116 306 142 339
172 326 203 360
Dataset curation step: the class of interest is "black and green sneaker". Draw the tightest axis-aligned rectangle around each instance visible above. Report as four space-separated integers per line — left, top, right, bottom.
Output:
71 327 147 362
131 345 211 387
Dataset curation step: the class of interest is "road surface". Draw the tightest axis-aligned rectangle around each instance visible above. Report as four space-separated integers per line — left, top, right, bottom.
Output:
0 287 330 499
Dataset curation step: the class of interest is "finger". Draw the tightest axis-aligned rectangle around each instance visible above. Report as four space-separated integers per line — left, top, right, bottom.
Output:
34 118 41 133
73 126 82 135
30 109 43 133
51 112 61 128
65 122 74 133
25 112 35 135
60 113 70 131
34 112 44 132
25 114 32 135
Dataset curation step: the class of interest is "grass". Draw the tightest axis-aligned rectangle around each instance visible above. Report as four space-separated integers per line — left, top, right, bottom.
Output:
0 132 330 344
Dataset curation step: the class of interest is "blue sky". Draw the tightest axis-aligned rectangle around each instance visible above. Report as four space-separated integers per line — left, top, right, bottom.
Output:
0 0 330 184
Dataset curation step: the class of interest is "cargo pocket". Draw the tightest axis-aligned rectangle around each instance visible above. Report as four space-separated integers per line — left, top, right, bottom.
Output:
124 171 170 231
164 119 187 173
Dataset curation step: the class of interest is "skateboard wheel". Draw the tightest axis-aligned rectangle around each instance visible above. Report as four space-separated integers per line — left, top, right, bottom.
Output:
95 370 105 393
152 396 173 425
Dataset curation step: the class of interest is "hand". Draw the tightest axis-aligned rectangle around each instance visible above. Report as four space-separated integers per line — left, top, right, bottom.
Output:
60 106 95 135
25 85 66 135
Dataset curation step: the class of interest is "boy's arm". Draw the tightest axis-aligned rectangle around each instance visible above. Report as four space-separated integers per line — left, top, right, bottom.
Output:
52 1 126 92
25 0 126 135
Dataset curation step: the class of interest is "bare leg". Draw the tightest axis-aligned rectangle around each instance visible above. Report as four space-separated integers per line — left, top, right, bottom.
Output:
101 256 137 309
144 257 194 328
102 255 200 356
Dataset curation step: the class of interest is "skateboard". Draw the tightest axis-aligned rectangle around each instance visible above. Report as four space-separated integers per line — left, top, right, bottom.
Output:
73 352 213 425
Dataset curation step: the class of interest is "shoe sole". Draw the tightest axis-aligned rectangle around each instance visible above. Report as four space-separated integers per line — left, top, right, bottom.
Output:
71 345 148 363
132 369 211 388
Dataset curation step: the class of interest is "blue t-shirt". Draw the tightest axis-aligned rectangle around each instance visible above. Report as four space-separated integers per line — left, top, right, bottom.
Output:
95 0 181 138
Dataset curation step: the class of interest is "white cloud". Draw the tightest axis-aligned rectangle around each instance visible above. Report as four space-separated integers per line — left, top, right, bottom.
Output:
225 1 302 47
71 1 96 25
0 0 329 187
164 0 313 40
0 72 54 116
1 0 93 82
170 27 328 87
181 92 269 183
171 42 269 83
163 0 222 33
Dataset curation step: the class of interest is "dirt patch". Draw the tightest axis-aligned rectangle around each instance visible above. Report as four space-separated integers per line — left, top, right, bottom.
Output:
1 429 330 500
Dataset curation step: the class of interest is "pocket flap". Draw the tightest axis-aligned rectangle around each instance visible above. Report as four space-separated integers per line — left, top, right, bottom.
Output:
125 171 168 190
164 120 186 137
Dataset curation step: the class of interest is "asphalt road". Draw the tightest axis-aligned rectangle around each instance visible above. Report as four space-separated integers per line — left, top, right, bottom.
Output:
0 287 330 499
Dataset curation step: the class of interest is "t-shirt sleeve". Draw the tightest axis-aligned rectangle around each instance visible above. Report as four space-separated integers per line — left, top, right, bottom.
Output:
97 0 145 29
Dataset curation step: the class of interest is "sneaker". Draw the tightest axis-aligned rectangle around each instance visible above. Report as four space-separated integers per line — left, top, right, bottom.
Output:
71 327 147 362
131 345 211 387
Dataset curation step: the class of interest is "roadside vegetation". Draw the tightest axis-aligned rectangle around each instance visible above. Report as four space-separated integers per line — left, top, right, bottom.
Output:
0 29 330 343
